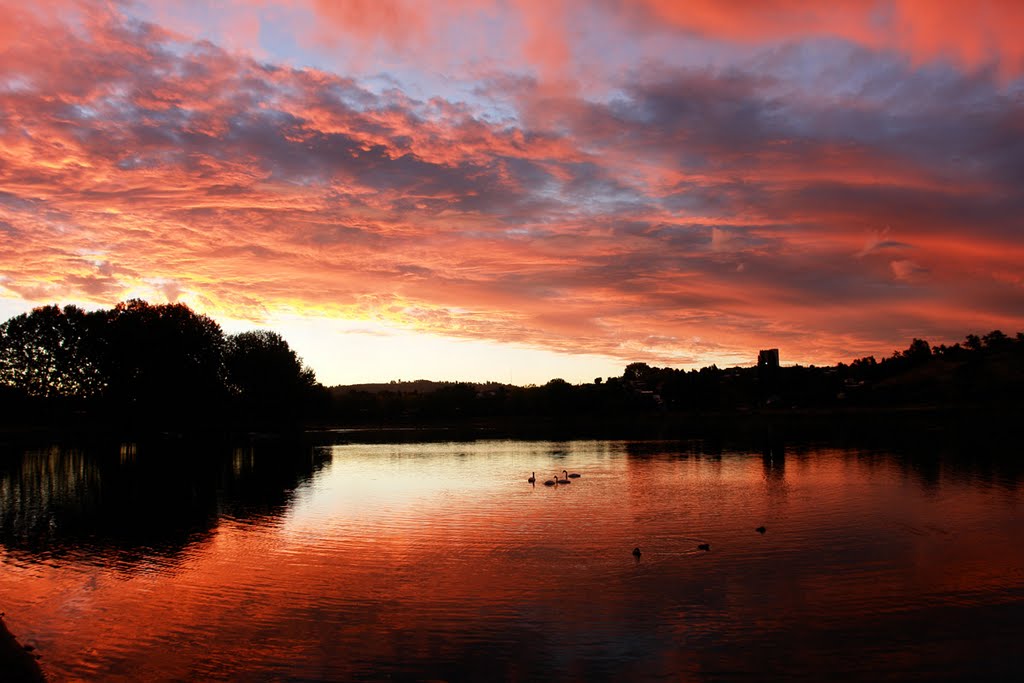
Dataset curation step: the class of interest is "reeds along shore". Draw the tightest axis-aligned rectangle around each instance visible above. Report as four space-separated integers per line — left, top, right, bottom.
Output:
0 615 45 682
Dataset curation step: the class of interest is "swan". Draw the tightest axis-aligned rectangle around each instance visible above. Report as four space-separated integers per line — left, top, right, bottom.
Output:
567 471 581 478
755 526 766 534
697 543 710 551
557 470 571 484
632 547 641 558
543 475 556 486
528 472 536 483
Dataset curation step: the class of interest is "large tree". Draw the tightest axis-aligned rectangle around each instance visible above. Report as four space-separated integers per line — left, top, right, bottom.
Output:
224 330 318 420
98 300 227 416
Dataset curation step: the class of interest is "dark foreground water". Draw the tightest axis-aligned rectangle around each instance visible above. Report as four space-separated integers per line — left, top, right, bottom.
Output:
1 438 1022 681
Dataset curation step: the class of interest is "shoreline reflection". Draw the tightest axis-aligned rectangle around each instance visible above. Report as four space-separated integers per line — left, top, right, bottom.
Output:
0 440 328 568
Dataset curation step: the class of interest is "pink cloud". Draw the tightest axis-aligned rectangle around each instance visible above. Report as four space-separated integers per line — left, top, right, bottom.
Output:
1 1 1022 374
284 0 1024 80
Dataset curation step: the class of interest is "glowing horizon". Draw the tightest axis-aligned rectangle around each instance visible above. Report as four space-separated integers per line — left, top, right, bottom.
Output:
2 1 1023 386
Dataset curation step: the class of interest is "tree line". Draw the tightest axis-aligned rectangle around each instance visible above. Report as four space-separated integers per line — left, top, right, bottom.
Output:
0 300 323 430
330 331 1024 422
2 300 1022 432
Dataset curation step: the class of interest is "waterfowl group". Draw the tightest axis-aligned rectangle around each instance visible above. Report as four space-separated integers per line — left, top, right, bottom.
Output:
529 471 767 560
529 470 581 486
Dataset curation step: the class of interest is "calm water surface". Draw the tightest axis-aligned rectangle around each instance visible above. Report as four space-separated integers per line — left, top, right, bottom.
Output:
1 439 1023 681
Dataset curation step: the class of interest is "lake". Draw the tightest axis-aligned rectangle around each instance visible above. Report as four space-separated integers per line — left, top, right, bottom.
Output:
1 437 1023 681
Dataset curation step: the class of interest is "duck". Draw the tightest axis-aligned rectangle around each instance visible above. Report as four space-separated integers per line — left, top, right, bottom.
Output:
697 543 710 551
632 547 642 558
543 475 557 486
557 470 571 484
567 471 581 478
755 526 766 534
528 472 536 483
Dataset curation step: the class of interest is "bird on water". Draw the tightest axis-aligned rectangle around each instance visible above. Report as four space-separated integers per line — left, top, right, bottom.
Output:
697 543 710 551
756 526 766 534
632 547 641 558
557 470 571 484
543 475 556 486
567 471 581 478
528 472 536 483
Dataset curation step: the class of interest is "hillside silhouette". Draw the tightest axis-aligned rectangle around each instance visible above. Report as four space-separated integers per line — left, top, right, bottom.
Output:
327 334 1024 423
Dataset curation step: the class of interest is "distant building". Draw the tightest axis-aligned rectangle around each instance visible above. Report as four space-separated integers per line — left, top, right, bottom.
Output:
757 349 780 369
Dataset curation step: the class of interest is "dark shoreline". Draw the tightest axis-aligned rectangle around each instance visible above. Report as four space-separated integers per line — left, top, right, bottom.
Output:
309 403 1024 449
1 404 1021 460
0 616 45 682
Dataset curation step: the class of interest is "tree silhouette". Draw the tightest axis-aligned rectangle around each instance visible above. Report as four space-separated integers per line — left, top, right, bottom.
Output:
623 362 654 384
902 338 932 363
0 304 105 398
99 300 226 420
224 330 317 421
983 330 1010 350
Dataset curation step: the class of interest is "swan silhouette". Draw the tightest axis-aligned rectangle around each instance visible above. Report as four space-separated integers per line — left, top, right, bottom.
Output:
755 526 766 534
528 472 536 483
632 547 642 558
543 475 556 486
557 470 571 484
697 543 710 551
567 471 581 478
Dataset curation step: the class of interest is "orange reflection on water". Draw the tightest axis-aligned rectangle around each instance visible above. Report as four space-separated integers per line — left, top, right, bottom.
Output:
1 440 1022 681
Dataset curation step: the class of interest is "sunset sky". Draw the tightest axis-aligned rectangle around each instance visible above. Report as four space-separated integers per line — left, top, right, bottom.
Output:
2 1 1023 385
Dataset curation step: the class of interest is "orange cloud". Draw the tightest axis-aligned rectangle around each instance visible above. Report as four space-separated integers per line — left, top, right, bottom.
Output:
1 1 1023 376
